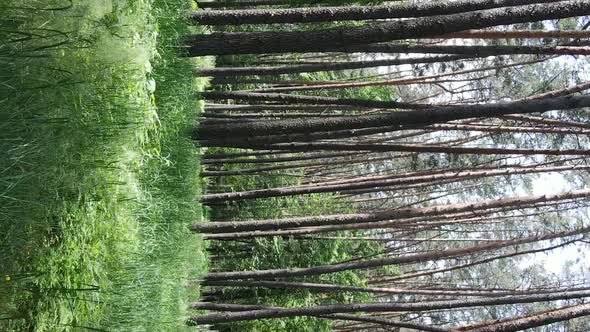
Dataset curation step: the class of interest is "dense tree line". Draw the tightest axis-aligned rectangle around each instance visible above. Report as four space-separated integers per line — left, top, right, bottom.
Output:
188 0 590 330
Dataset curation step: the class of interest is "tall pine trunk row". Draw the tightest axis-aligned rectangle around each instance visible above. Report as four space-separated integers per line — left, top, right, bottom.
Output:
187 0 590 330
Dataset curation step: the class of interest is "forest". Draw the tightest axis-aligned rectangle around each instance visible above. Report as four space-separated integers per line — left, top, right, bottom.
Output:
2 0 590 331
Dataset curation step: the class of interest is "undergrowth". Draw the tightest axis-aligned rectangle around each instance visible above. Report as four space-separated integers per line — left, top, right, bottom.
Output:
203 150 389 332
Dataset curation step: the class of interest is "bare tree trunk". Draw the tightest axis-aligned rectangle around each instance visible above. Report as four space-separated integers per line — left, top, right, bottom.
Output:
185 1 590 55
239 142 590 155
202 226 590 280
203 152 357 165
197 189 590 234
343 43 590 56
190 302 450 331
203 279 590 298
502 114 590 130
204 150 279 159
204 104 364 112
191 0 561 25
197 94 590 139
326 313 450 332
245 57 545 93
188 289 590 324
443 28 590 39
372 239 579 284
426 123 590 135
462 303 590 332
196 55 465 77
204 214 493 240
197 0 294 9
202 164 589 203
201 153 402 177
219 138 590 155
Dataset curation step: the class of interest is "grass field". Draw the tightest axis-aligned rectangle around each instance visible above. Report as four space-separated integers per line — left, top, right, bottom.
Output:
0 0 211 330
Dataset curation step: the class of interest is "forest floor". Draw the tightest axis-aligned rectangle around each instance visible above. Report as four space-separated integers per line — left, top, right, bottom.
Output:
0 0 210 330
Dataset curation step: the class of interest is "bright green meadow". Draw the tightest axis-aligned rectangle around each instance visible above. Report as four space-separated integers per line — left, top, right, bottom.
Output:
0 0 211 330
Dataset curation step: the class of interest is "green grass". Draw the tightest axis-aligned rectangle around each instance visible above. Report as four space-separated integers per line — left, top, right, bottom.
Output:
0 0 211 330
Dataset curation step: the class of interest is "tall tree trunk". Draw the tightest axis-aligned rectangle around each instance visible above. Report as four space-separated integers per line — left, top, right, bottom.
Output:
196 55 465 77
191 0 561 25
204 104 364 112
197 0 294 9
325 313 450 332
185 1 590 55
204 150 279 159
462 303 590 332
189 303 450 332
201 153 402 177
201 164 590 203
343 43 590 56
203 152 357 165
502 114 590 130
442 28 590 39
245 57 545 93
202 226 590 280
426 123 590 135
217 141 590 156
200 126 420 147
203 279 589 298
372 239 579 284
196 189 590 234
204 213 495 240
197 94 590 139
189 288 590 324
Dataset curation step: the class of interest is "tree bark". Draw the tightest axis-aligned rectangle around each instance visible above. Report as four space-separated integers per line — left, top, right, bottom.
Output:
196 189 590 234
502 114 590 130
204 213 492 240
204 103 364 112
343 43 590 56
202 226 590 280
188 288 590 324
201 153 402 177
191 0 561 25
189 302 450 331
243 57 545 93
203 279 589 298
325 314 450 332
201 164 590 203
221 142 590 156
442 28 590 39
199 125 419 147
185 1 590 55
196 0 293 9
202 152 357 165
426 123 590 135
462 303 590 332
196 55 465 77
197 94 590 139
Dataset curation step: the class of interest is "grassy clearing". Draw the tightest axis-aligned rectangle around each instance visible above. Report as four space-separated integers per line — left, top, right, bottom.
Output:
0 0 210 330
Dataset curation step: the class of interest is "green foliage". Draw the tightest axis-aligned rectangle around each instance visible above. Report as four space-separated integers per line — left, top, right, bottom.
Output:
0 0 208 330
205 151 386 331
296 71 397 101
202 14 400 327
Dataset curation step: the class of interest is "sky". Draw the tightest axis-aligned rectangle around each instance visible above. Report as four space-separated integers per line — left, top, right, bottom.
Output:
521 174 589 278
364 17 590 285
